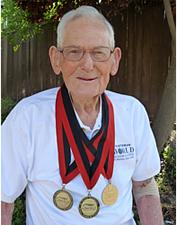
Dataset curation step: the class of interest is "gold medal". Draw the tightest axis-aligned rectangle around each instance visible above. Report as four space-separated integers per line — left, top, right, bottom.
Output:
102 183 118 205
53 189 73 210
79 196 100 218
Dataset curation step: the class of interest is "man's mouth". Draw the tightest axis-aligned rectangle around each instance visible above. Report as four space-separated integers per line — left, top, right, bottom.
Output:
77 77 97 81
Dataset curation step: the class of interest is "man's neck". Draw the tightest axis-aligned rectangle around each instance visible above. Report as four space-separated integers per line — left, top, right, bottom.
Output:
70 93 100 129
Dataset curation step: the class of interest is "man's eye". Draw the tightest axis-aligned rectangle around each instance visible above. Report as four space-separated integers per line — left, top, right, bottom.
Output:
94 51 104 55
68 49 81 54
93 51 106 58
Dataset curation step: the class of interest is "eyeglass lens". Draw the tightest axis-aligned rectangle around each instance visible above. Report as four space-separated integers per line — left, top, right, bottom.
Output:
61 47 112 61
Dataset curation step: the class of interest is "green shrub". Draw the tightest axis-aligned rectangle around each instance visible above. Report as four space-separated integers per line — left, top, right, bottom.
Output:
12 193 26 225
2 0 41 51
157 135 176 225
1 97 16 123
1 97 26 225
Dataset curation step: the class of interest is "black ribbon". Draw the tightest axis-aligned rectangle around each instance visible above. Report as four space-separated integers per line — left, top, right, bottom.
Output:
61 85 109 180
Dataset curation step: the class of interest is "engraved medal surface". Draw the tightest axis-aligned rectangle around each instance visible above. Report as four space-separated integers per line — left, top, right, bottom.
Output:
102 183 118 205
53 189 73 210
79 196 100 218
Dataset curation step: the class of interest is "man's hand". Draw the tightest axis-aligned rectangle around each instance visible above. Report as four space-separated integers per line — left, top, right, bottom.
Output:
133 178 164 225
1 202 14 225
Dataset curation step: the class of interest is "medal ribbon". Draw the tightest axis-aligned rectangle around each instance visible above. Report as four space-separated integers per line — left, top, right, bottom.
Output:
56 85 115 189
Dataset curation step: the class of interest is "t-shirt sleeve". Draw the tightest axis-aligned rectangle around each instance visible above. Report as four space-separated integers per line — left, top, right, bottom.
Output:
132 101 161 181
1 102 30 203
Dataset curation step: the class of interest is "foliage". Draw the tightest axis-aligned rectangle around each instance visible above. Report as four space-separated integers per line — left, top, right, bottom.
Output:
1 97 16 123
1 0 41 51
157 133 176 225
1 97 26 225
158 142 176 190
43 1 63 22
12 193 26 225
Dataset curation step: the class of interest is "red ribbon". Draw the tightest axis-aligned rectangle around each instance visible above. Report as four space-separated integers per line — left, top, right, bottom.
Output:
56 86 115 189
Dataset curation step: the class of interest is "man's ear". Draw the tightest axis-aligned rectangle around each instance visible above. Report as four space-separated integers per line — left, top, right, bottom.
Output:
49 46 61 75
110 47 121 76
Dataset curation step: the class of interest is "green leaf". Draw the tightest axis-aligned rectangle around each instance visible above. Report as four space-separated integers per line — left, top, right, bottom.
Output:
1 0 42 51
43 1 63 22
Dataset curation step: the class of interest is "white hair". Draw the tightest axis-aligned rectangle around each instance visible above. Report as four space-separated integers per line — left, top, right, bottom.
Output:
57 5 115 49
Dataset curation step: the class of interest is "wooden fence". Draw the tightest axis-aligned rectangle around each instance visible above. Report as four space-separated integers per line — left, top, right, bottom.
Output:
1 4 171 121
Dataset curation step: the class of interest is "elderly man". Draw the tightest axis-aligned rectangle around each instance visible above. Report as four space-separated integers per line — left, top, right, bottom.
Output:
2 5 163 225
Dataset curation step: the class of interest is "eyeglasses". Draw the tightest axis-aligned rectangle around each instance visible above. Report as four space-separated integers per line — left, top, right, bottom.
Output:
58 46 113 62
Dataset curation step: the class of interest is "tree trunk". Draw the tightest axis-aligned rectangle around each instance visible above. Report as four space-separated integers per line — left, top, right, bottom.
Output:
152 0 176 152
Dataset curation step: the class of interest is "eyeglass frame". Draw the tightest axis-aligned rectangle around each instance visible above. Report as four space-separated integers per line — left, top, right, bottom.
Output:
57 46 114 62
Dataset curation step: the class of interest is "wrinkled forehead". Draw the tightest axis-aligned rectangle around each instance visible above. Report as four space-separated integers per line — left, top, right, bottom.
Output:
62 17 110 46
65 15 109 31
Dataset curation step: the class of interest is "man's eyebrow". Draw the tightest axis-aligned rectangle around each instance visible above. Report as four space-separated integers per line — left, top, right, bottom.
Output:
62 45 81 48
62 45 110 49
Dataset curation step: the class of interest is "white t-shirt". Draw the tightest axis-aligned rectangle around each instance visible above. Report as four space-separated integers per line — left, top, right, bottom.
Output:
2 87 160 225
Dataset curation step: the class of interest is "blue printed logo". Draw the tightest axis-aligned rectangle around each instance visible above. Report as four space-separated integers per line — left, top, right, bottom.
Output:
114 144 135 160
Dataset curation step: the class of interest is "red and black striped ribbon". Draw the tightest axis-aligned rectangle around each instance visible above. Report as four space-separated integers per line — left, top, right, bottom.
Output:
55 85 115 189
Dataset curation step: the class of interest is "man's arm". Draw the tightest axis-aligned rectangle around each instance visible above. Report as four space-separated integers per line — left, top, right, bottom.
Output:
133 178 164 225
1 202 14 225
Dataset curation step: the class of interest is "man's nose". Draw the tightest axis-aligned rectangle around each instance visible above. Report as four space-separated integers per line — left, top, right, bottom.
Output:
80 52 94 71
